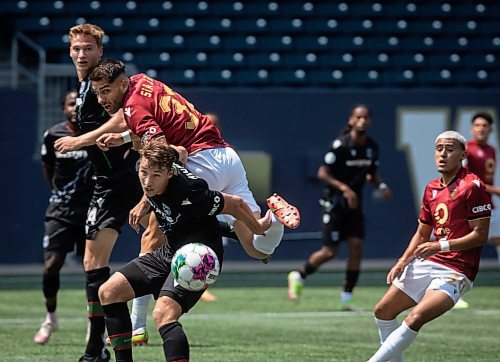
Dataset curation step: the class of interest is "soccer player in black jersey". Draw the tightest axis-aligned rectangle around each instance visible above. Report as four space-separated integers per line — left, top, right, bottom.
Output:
33 90 94 345
52 24 149 362
98 141 271 362
288 105 392 310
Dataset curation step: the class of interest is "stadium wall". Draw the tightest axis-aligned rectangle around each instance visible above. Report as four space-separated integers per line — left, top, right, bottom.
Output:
1 88 499 264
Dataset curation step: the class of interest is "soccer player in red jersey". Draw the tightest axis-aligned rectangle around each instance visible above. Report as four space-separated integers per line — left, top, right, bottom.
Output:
367 131 491 362
466 112 500 264
89 59 299 261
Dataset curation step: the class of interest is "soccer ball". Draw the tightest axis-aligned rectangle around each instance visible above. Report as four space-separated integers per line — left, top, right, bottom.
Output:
171 242 220 291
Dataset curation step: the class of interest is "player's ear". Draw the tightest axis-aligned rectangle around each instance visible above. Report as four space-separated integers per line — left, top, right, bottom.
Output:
120 77 129 93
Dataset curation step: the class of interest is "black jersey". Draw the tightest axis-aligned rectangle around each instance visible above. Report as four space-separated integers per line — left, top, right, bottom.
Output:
77 76 137 175
321 133 379 206
41 121 94 223
147 163 225 259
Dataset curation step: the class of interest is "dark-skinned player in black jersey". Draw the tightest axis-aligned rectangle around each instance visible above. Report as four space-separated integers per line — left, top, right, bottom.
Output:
288 105 391 310
34 89 94 345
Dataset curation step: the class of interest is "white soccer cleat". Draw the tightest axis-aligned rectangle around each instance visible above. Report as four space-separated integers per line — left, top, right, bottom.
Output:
34 320 59 345
287 271 304 302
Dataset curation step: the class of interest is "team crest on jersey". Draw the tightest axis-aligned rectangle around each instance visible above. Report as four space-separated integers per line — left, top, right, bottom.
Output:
332 139 342 149
449 187 458 199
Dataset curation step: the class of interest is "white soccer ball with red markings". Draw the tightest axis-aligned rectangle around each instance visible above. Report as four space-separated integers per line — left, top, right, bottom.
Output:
171 242 220 291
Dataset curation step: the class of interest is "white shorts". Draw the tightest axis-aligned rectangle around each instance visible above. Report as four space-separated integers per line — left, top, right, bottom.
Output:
489 206 500 239
186 147 260 222
393 259 472 304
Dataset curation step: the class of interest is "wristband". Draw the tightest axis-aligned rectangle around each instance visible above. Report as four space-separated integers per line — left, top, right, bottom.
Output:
378 182 389 191
439 238 450 251
120 130 132 143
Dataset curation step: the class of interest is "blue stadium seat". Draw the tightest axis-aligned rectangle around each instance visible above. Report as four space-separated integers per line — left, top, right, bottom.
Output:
284 53 318 68
150 34 187 50
246 52 283 68
418 69 455 86
455 70 494 87
160 18 199 34
383 70 417 87
174 52 209 68
309 70 345 86
463 53 497 69
246 2 281 17
224 35 259 51
235 69 271 86
211 52 247 68
198 69 234 86
273 69 309 86
158 69 198 87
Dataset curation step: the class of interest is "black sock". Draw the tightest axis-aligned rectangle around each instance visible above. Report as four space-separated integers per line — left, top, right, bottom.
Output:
102 303 132 362
300 261 317 279
343 269 360 293
85 267 110 356
159 322 189 362
42 273 59 313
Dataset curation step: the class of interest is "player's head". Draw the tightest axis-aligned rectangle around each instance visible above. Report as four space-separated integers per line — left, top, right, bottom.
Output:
470 112 494 144
348 104 372 136
89 59 128 114
63 89 78 125
138 141 177 196
434 131 467 175
69 24 104 75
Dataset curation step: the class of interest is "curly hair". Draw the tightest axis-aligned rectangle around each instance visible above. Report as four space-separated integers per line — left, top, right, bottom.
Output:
89 59 126 83
139 141 177 170
69 23 105 48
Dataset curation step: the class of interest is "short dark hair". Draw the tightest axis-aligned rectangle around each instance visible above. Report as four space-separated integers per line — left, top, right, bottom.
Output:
471 112 494 125
139 141 177 170
350 104 372 118
62 88 77 108
89 59 126 83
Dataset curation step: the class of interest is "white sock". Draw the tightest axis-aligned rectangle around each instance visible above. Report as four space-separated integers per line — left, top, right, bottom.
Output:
374 318 403 362
130 253 152 331
46 311 57 324
368 321 418 362
341 291 353 304
496 246 500 265
252 214 284 254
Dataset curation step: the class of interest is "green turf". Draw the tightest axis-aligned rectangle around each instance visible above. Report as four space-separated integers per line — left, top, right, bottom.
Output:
1 272 500 361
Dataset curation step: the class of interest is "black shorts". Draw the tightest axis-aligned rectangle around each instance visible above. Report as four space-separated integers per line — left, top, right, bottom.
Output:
43 217 86 256
86 171 143 240
118 241 223 314
321 204 365 245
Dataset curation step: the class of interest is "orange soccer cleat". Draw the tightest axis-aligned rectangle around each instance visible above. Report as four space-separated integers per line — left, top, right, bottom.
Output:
267 193 300 229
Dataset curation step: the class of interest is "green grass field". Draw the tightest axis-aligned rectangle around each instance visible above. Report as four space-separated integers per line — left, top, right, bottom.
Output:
1 271 500 361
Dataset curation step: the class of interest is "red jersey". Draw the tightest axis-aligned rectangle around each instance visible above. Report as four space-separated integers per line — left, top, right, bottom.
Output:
419 168 491 281
124 74 228 154
466 140 496 185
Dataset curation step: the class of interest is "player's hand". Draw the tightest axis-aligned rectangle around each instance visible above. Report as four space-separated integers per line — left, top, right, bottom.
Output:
342 188 358 209
386 259 407 284
129 199 150 234
255 210 273 235
54 136 82 153
413 241 440 260
96 133 125 151
172 145 188 164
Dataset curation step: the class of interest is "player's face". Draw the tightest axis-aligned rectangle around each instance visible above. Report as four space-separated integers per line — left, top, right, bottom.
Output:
69 34 102 75
348 107 371 135
64 92 77 124
471 117 492 144
92 77 127 114
434 138 466 175
139 158 173 197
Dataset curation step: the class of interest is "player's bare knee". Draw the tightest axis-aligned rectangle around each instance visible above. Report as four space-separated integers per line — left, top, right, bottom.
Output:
321 246 336 259
404 311 424 331
152 297 181 328
98 281 113 305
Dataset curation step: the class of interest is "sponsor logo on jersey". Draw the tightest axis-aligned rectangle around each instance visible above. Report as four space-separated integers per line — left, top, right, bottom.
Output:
55 150 88 159
472 203 491 214
208 195 221 215
434 203 448 225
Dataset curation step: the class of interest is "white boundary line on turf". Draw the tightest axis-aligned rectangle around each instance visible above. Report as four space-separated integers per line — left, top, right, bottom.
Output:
4 309 500 324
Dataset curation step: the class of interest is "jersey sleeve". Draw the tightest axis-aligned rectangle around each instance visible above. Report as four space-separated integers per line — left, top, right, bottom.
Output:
127 103 165 143
190 189 225 217
322 140 343 176
464 180 492 220
40 130 55 168
418 185 433 225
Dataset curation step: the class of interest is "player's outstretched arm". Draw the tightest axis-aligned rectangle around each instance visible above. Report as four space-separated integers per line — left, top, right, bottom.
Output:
55 109 127 153
221 193 272 235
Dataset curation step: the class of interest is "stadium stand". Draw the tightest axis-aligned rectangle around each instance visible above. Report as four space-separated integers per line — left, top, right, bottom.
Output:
3 0 500 87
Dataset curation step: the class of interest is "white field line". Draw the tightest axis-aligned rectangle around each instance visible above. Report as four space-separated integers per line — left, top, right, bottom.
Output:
2 309 500 325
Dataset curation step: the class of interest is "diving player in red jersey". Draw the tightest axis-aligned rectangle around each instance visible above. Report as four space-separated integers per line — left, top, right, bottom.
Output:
90 59 299 261
367 131 491 362
466 112 500 265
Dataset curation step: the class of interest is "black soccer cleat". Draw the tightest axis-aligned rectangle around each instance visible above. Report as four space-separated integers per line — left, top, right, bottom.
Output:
78 348 110 362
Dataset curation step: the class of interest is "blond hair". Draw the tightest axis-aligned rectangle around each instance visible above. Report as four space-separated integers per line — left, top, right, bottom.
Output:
69 23 105 48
